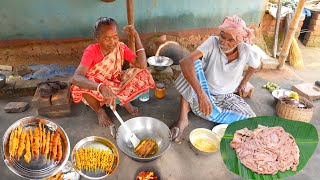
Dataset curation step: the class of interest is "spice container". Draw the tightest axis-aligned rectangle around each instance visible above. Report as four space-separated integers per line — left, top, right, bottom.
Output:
155 83 166 99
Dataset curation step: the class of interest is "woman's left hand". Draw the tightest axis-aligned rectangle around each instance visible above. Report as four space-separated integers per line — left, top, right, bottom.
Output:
238 83 249 97
122 25 138 37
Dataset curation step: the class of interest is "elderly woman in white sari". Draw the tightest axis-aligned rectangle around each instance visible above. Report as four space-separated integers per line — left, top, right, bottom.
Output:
171 16 261 141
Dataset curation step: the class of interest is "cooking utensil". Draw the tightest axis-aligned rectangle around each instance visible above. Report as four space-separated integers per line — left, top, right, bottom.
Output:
110 107 140 148
147 56 173 71
2 116 70 179
115 116 173 162
272 89 295 99
71 136 119 179
189 128 220 156
220 116 318 179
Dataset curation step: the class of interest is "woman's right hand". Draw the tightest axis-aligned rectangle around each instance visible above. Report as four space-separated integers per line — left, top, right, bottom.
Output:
198 90 212 116
100 84 117 110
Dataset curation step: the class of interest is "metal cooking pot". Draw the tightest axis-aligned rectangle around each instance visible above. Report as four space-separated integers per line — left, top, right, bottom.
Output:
147 56 173 71
112 117 176 162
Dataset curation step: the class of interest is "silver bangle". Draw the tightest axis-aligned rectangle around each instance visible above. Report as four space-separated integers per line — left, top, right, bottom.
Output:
136 48 145 53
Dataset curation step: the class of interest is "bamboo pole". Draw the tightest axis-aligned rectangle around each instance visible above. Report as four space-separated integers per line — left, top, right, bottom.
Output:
277 0 307 69
126 0 135 52
273 0 282 58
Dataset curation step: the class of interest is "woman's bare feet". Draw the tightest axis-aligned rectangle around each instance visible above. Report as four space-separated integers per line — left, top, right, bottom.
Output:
96 108 113 127
123 102 139 115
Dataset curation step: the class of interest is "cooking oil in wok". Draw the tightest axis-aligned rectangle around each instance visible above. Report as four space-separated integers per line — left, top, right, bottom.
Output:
134 138 159 158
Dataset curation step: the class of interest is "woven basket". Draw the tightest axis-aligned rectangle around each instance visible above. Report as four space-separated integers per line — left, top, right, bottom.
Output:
276 96 314 123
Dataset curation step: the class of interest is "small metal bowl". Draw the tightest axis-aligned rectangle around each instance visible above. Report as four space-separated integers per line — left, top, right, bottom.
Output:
147 56 173 71
0 74 5 88
189 128 220 156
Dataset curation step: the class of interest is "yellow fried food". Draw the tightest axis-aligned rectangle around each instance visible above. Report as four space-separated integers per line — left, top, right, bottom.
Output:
24 130 32 163
32 127 40 159
56 137 63 161
17 131 27 160
52 133 60 161
44 131 51 159
75 147 115 174
41 124 46 153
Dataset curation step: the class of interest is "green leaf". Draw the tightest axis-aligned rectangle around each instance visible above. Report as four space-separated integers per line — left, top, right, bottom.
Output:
220 116 318 180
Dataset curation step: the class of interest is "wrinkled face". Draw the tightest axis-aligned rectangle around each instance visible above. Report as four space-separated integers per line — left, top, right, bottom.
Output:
219 31 239 54
97 24 119 52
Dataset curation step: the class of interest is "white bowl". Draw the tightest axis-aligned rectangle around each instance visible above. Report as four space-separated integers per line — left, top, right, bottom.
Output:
272 89 295 99
212 124 228 140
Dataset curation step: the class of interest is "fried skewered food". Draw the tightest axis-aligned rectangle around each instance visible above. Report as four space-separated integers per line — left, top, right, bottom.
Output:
134 138 158 158
41 124 46 153
32 127 40 160
24 130 32 163
56 136 63 161
17 131 27 160
44 131 51 159
52 132 60 161
76 148 115 174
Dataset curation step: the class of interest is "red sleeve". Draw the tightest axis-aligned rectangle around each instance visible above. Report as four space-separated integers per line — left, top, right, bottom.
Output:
123 44 137 62
80 45 96 68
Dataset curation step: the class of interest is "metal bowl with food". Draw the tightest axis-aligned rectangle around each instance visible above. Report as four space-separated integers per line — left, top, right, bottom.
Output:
147 56 173 71
2 116 70 179
189 128 220 156
115 117 173 162
71 136 119 180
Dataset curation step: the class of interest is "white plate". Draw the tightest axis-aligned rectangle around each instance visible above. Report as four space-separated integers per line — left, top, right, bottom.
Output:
272 89 295 99
212 124 228 140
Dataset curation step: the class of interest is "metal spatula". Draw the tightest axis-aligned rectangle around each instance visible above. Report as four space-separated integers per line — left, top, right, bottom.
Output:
110 107 140 148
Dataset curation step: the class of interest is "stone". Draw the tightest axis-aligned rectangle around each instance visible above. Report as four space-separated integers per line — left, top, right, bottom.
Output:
0 80 15 97
0 65 13 72
153 66 173 81
51 88 70 106
13 65 33 76
291 83 320 101
4 102 29 113
261 58 279 70
14 79 42 96
32 87 51 108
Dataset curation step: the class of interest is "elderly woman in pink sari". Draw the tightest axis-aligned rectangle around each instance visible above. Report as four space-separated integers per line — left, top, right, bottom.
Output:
171 16 261 141
71 17 155 127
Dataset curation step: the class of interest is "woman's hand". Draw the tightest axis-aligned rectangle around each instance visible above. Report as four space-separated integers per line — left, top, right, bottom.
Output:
238 83 249 97
198 90 212 116
100 84 117 110
122 25 138 38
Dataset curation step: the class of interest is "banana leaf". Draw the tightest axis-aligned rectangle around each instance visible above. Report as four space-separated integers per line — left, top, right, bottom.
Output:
220 116 318 180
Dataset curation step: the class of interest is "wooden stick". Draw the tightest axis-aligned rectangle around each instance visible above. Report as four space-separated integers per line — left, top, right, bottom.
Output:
126 0 135 52
273 0 282 58
277 0 307 69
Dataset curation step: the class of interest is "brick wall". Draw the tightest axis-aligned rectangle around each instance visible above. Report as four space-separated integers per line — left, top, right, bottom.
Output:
303 12 320 47
262 13 304 50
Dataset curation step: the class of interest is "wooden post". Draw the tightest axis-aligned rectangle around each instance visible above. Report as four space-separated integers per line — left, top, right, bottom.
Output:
277 0 307 69
273 0 282 58
126 0 135 52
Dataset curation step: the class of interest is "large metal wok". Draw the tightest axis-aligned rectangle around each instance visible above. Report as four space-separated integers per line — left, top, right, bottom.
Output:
113 117 174 162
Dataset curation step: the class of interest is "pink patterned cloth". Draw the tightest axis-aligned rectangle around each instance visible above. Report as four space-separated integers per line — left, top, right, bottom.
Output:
219 16 255 44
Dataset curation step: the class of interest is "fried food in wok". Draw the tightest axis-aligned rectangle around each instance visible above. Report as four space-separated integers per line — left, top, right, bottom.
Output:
134 138 159 158
75 147 115 174
8 122 63 163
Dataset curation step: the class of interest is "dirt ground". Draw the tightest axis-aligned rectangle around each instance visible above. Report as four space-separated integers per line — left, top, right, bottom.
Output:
0 39 319 180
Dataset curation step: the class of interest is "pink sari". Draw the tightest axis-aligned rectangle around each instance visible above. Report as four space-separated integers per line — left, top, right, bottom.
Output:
70 42 155 105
